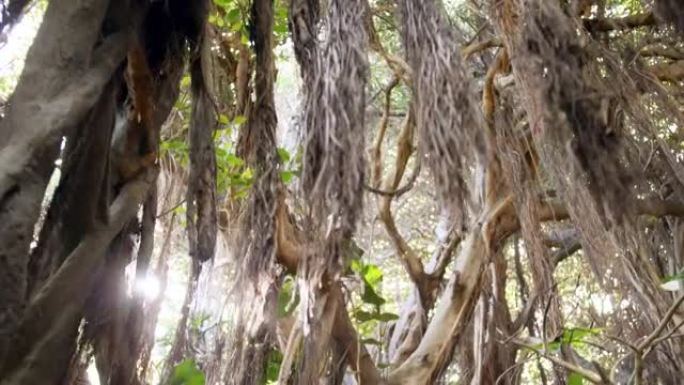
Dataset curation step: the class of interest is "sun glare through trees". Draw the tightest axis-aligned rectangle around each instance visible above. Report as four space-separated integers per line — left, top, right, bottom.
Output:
1 0 684 384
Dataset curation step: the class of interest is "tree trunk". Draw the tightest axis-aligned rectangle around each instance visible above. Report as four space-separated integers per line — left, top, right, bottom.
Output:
0 0 125 362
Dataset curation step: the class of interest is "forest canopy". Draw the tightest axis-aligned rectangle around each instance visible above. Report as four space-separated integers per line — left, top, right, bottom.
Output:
0 0 684 384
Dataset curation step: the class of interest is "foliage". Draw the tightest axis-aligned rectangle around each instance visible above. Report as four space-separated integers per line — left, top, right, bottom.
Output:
264 349 283 384
350 259 399 325
169 359 205 385
2 0 684 384
277 276 300 318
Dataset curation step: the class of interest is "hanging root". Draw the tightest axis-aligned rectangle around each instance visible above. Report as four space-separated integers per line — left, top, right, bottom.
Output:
186 32 218 264
300 0 369 254
293 0 369 382
398 0 486 224
512 1 633 225
239 0 280 283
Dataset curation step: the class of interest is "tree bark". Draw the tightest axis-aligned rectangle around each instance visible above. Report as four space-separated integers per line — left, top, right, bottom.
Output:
0 169 154 384
0 0 126 361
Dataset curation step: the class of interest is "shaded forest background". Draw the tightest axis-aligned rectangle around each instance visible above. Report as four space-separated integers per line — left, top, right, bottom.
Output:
0 0 684 384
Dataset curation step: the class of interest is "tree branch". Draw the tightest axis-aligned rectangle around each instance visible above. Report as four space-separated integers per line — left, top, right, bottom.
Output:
583 12 656 32
648 60 684 82
0 168 155 378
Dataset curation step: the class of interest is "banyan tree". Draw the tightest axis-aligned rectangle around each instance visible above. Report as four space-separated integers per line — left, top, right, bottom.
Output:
0 0 684 384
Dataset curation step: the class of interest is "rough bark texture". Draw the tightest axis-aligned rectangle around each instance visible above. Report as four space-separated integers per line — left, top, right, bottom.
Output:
0 2 198 382
228 0 280 383
27 76 117 298
398 0 485 225
187 12 217 265
239 0 279 281
299 0 368 245
0 0 125 361
0 169 154 385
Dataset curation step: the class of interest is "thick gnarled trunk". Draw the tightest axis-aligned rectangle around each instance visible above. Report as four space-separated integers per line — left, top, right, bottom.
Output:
0 0 125 361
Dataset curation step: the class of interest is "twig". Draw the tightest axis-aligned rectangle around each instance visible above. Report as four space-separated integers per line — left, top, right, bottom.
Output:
156 199 186 219
649 317 684 347
364 157 421 198
511 338 608 384
637 293 684 351
462 37 502 60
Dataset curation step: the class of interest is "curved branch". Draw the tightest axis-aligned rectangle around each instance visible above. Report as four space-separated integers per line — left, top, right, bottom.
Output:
365 158 421 198
370 76 400 189
0 169 155 379
583 12 656 32
462 37 502 60
374 113 436 307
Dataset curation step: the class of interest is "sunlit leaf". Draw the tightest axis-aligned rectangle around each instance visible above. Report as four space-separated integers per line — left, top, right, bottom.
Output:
568 372 584 385
226 153 245 167
170 359 205 385
226 8 241 27
280 170 294 184
233 115 247 125
277 277 299 318
264 349 283 382
362 264 383 286
277 147 291 163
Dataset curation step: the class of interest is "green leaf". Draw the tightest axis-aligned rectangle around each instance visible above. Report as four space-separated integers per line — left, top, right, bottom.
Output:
273 22 289 35
562 327 602 346
376 312 400 322
226 8 241 26
280 170 295 184
361 282 385 307
233 115 247 125
277 147 291 163
355 310 375 323
170 359 205 385
173 204 186 216
277 277 299 318
218 114 230 125
226 153 245 167
568 372 584 385
533 327 602 351
350 259 363 274
180 74 191 88
264 349 283 382
240 168 253 181
362 264 383 286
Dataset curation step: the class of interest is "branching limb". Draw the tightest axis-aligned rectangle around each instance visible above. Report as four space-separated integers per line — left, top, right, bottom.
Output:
0 169 155 379
638 293 684 352
370 76 400 189
583 12 656 32
364 159 421 198
374 112 437 307
365 3 412 83
511 338 610 384
462 37 502 60
330 285 385 385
